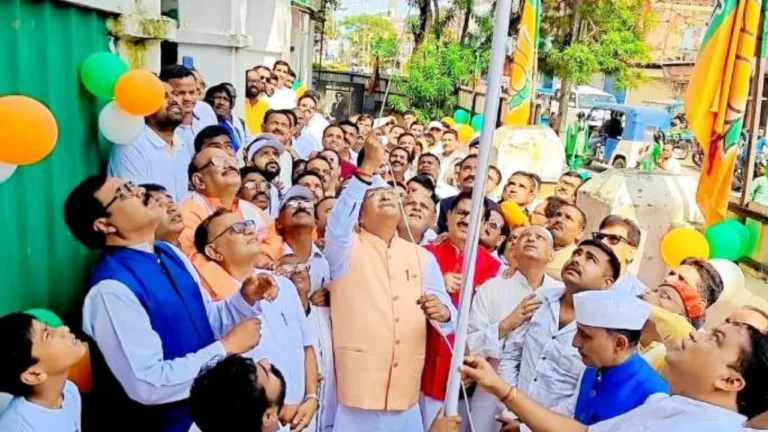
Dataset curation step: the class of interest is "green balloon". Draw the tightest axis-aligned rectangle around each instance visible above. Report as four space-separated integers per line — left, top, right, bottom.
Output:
705 220 750 261
80 52 129 99
24 308 64 327
471 114 484 131
292 77 302 90
453 109 470 124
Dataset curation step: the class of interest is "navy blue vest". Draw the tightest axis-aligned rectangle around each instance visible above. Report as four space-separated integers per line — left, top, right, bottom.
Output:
88 242 216 432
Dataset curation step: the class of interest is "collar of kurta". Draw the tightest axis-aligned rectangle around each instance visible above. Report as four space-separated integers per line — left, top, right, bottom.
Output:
283 241 325 260
146 125 183 152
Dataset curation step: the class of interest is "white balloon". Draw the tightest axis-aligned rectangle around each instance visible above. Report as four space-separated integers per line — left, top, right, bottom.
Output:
99 101 144 145
0 163 17 183
708 258 745 303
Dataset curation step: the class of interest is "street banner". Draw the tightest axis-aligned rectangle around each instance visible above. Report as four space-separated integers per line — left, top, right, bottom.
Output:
685 0 763 225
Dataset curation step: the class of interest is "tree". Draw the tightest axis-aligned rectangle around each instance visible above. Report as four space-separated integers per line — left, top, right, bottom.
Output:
339 14 397 69
389 36 475 121
540 0 652 132
406 0 435 49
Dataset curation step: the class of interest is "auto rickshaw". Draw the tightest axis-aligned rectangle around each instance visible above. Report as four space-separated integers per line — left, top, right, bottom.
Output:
586 103 671 169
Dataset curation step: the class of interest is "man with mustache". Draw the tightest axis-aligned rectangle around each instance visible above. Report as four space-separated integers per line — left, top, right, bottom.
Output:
324 134 456 431
204 84 247 153
546 203 587 281
64 175 276 432
108 79 189 202
193 209 318 431
276 186 335 431
159 65 218 156
179 147 283 280
496 239 621 423
389 146 412 183
246 134 287 217
437 155 498 233
259 110 296 191
431 130 465 185
338 120 360 164
239 166 273 213
480 207 509 261
467 226 559 432
417 153 457 200
141 184 184 248
397 188 438 245
554 171 585 204
420 191 502 429
245 66 271 135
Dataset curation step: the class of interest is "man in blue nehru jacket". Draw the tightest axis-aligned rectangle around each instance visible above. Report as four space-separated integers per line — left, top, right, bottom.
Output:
64 175 278 432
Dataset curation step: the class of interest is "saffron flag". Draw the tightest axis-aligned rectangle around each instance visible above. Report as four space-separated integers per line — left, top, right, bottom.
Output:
506 0 541 126
685 0 763 225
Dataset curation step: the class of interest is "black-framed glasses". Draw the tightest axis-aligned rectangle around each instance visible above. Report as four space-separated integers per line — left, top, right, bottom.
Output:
592 232 634 247
105 182 138 210
208 220 257 244
198 155 237 172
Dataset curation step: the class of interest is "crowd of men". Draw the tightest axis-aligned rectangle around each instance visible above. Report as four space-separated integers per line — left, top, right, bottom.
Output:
1 59 768 432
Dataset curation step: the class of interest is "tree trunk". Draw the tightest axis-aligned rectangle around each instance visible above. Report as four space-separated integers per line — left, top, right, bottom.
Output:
460 0 472 44
413 0 433 49
556 0 584 136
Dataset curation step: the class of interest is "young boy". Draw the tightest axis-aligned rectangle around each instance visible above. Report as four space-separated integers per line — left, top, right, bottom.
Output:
0 312 86 431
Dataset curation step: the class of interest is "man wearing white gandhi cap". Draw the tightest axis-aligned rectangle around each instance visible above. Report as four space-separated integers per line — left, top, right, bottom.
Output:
570 290 670 425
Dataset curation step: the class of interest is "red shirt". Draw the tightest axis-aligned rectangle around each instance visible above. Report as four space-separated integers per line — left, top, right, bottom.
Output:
421 240 501 400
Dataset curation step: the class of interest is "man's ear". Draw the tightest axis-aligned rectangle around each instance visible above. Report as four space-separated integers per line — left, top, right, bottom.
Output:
602 276 616 289
204 244 223 262
191 173 206 191
93 217 116 236
714 370 746 394
20 367 46 388
496 235 507 249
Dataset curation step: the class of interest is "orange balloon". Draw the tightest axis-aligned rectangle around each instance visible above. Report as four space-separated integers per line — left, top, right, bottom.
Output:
114 70 165 116
70 342 93 393
0 96 58 165
457 124 475 143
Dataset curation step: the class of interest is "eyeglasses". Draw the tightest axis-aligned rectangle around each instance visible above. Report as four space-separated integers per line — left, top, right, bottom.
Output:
208 220 257 244
454 209 471 220
105 182 139 210
243 180 270 193
198 156 237 172
485 221 502 231
592 232 635 247
283 199 314 211
276 263 311 275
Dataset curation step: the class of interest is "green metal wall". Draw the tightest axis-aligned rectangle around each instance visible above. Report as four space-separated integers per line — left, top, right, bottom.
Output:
0 0 112 317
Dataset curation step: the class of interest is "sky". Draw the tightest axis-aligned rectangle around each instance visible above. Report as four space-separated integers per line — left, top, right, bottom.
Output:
336 0 413 19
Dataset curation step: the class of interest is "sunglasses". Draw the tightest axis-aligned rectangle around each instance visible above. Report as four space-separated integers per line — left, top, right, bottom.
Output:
105 182 139 210
592 232 635 247
208 219 257 244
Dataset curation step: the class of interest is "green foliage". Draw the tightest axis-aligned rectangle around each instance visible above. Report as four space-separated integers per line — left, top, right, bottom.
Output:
540 0 651 88
390 37 475 121
339 14 397 68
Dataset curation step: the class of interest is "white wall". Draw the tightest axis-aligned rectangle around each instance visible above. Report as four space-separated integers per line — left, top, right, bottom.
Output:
174 0 306 116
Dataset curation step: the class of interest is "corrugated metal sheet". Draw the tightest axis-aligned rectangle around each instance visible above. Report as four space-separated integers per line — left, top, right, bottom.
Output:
0 0 112 317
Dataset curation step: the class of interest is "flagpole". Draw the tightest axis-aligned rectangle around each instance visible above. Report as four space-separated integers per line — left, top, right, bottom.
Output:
444 0 514 416
741 12 766 206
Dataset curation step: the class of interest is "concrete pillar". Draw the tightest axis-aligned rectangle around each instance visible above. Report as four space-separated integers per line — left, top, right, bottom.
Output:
577 169 704 287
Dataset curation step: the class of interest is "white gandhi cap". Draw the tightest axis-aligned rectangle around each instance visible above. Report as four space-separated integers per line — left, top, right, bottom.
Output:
574 290 650 331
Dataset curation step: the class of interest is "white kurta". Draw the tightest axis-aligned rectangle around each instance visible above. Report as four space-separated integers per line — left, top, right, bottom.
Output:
587 394 747 431
466 271 562 432
333 403 422 432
